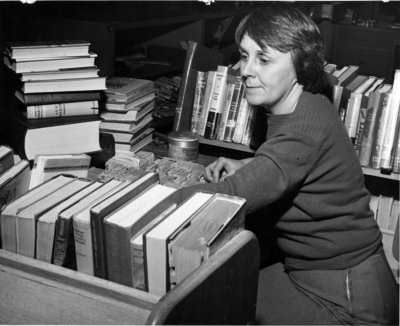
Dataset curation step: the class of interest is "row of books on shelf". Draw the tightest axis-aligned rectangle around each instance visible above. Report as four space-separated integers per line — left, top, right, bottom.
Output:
324 63 400 174
0 165 246 296
190 64 256 146
2 40 158 160
370 194 399 234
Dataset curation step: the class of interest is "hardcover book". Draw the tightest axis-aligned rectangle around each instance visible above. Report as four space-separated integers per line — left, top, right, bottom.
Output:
100 99 154 123
99 111 153 133
143 191 214 296
0 145 14 176
105 184 180 287
103 77 154 103
29 153 91 189
26 100 99 119
36 179 95 263
15 90 101 105
20 67 99 82
169 193 246 288
102 91 155 112
90 172 159 279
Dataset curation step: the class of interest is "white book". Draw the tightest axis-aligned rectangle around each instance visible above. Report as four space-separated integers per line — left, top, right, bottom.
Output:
232 98 250 143
26 100 99 119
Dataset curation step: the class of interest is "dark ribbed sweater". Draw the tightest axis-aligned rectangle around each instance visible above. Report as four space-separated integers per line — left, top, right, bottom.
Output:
181 91 382 270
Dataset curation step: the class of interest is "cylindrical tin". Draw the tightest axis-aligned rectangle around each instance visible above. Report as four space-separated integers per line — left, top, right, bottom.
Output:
168 131 199 162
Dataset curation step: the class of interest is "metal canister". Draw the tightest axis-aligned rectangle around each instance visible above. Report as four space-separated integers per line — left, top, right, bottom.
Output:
168 131 199 162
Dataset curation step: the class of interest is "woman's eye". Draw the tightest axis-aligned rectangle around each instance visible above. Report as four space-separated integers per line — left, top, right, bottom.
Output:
260 57 269 64
239 53 248 61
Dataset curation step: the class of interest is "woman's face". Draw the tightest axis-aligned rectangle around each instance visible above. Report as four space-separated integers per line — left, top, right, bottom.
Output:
239 33 299 113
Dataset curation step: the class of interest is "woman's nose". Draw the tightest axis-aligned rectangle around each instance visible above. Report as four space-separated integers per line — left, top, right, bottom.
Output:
241 60 255 77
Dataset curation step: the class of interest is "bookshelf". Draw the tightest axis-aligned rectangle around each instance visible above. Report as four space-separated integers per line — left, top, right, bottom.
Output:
0 230 259 325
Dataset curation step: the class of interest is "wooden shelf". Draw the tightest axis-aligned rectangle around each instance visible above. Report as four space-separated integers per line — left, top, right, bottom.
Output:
362 167 400 181
199 137 255 154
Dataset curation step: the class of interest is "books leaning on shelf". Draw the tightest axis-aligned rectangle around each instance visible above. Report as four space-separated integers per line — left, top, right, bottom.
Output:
169 193 246 288
29 153 91 189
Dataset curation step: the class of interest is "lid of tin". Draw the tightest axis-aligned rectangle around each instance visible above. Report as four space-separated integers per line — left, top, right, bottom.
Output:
168 131 199 142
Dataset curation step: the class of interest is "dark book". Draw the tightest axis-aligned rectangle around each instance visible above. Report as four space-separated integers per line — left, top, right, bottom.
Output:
15 90 101 105
3 106 101 161
172 41 223 133
89 172 159 279
105 184 181 287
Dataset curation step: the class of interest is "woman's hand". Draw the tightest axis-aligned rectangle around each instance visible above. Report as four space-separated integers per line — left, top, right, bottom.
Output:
204 157 253 183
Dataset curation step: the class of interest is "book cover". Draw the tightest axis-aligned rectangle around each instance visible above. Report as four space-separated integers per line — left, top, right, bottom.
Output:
359 91 387 167
0 145 14 176
36 178 93 263
29 153 91 189
26 100 99 119
105 184 180 287
223 76 244 142
104 77 154 103
337 65 359 86
52 180 113 269
5 40 91 60
1 174 73 254
90 172 159 279
344 92 368 141
100 99 154 123
73 179 125 275
197 71 217 137
370 92 393 169
143 191 214 296
190 71 207 134
4 53 98 74
3 108 101 160
15 175 84 258
172 41 223 133
168 193 246 288
21 76 106 94
15 90 101 105
102 91 155 112
0 159 30 216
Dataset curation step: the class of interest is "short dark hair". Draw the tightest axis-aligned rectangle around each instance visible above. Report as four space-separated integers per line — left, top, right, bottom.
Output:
235 3 326 94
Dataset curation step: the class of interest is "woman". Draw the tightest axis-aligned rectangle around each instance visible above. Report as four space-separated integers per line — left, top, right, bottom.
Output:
180 3 398 325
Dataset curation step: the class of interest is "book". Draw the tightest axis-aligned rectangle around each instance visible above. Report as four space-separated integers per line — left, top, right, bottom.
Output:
197 71 218 137
5 40 91 60
4 110 101 160
337 65 360 86
90 172 159 279
102 91 155 112
380 69 400 170
232 97 251 144
144 191 214 296
26 100 99 119
172 41 223 133
0 159 30 214
20 67 99 82
190 71 207 134
36 179 95 263
100 99 154 123
204 66 230 139
337 75 368 121
222 77 244 142
99 111 153 133
376 194 394 231
103 77 154 103
15 175 86 258
1 174 73 253
344 92 369 141
0 145 14 176
20 76 106 94
4 53 98 74
29 153 91 190
73 179 127 275
358 91 386 166
216 74 238 140
332 66 348 78
169 193 246 288
114 128 154 153
241 106 257 147
105 184 180 287
52 179 121 269
364 77 385 97
392 126 400 174
15 90 101 105
370 92 393 169
130 204 177 291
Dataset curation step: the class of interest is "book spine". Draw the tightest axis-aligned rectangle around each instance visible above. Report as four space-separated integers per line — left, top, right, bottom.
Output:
15 90 101 105
223 80 244 142
359 92 385 167
53 216 76 269
332 84 343 112
131 241 146 290
241 106 256 147
190 71 207 134
0 149 14 175
232 97 250 143
73 216 94 275
16 215 35 258
0 214 17 253
370 93 392 169
392 126 400 174
353 108 367 157
204 67 229 139
26 101 99 119
197 71 217 137
344 92 363 141
216 79 236 140
36 220 56 263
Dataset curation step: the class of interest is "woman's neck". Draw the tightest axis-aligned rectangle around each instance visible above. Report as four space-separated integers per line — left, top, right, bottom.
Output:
268 82 303 115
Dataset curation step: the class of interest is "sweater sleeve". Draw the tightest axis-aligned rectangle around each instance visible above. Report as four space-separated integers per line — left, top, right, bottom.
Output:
181 131 319 213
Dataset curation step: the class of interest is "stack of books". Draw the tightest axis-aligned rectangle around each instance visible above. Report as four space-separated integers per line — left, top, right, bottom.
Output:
0 170 246 297
153 75 181 118
324 63 400 174
100 77 156 155
2 40 107 160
